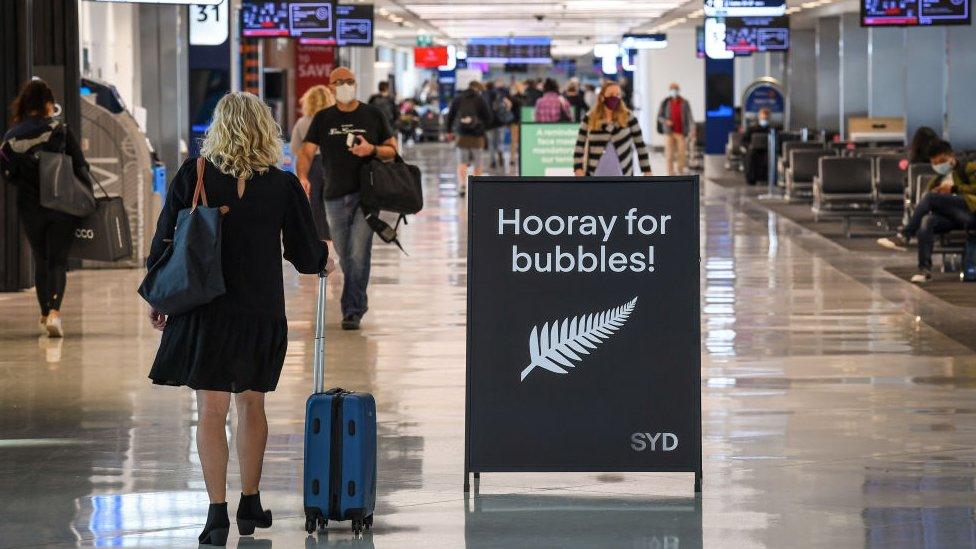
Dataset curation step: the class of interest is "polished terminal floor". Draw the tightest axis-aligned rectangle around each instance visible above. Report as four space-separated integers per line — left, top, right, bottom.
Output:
3 143 976 548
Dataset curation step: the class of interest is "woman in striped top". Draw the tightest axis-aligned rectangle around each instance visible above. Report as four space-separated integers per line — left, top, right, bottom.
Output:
573 83 652 176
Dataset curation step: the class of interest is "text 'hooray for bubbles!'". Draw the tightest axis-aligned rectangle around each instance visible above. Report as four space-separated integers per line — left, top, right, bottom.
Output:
497 208 676 274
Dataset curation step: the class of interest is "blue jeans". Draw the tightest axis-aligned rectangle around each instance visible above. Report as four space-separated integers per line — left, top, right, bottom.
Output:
325 193 374 317
904 192 976 270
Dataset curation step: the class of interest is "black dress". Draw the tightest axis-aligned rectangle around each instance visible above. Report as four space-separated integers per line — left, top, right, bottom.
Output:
147 158 328 393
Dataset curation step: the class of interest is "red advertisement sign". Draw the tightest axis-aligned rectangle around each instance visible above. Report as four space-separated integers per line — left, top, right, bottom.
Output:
414 46 448 68
295 43 336 119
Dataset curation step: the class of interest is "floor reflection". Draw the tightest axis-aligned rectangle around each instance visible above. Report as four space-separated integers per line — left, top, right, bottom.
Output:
464 494 702 549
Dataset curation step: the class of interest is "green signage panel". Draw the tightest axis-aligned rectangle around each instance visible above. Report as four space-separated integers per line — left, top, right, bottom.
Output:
519 123 580 177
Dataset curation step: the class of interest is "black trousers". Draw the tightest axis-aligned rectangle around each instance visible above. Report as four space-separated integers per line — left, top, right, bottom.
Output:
904 192 976 270
17 199 78 316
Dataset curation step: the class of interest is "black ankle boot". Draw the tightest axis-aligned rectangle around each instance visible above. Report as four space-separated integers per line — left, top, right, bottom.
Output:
237 492 273 536
199 502 230 546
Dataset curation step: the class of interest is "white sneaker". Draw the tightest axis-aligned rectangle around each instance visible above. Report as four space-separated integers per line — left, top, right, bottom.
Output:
877 235 909 251
39 318 48 336
910 271 932 284
46 315 64 338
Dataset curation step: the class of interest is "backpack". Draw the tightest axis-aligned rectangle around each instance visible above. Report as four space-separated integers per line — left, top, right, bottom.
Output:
456 96 484 137
493 95 515 125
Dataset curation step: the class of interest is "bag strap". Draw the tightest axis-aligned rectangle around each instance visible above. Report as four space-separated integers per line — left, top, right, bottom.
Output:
192 157 209 209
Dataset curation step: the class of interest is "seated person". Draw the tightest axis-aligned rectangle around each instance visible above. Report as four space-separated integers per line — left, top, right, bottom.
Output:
741 108 773 185
878 139 976 283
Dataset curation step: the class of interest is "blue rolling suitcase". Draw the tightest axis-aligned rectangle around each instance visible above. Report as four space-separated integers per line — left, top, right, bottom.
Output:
304 273 377 535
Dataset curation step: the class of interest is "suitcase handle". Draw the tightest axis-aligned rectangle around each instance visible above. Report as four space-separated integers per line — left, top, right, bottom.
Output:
313 271 327 394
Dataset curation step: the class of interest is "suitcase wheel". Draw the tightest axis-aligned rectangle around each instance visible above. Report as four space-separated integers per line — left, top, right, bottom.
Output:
352 518 365 536
364 515 373 531
305 516 315 534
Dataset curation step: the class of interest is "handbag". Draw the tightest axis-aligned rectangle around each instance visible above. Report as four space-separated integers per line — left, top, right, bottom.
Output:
38 124 96 217
137 158 227 316
359 154 423 215
69 179 132 262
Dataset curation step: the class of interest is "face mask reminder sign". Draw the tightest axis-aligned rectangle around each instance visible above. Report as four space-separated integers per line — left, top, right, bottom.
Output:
465 176 702 493
519 123 579 177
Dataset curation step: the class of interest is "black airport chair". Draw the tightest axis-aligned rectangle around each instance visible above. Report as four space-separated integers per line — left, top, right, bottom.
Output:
778 141 825 186
874 155 907 211
813 157 876 236
725 131 744 171
787 149 833 200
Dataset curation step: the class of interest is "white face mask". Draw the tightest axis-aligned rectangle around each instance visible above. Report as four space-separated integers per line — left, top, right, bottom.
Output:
669 89 679 98
335 83 356 104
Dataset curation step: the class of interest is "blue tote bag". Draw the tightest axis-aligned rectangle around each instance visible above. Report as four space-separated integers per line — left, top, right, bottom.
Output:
138 158 226 315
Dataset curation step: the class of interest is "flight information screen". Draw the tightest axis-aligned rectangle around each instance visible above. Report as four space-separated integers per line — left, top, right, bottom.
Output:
467 37 551 64
725 16 790 53
862 0 970 25
704 0 786 16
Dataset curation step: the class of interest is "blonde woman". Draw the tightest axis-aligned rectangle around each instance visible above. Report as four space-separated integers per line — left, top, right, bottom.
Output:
146 92 329 546
573 82 652 177
292 85 335 239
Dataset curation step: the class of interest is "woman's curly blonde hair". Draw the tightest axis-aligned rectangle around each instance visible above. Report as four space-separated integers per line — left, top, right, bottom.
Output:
200 92 282 180
301 85 335 118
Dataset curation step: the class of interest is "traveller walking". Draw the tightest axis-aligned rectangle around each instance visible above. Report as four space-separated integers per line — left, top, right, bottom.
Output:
145 92 329 546
573 83 652 177
296 66 398 330
291 84 334 240
534 78 573 123
0 79 93 338
657 82 695 176
446 80 492 195
367 81 398 129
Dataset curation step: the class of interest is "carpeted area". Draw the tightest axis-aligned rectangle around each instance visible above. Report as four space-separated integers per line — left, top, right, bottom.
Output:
759 200 898 253
885 265 976 308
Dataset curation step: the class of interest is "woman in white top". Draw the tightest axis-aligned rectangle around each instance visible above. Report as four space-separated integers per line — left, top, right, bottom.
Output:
291 85 335 239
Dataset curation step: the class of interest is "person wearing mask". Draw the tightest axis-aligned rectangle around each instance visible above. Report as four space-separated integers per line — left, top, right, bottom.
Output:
573 83 652 177
146 92 329 546
907 126 940 166
656 82 695 176
878 140 976 283
446 81 493 196
0 79 93 337
534 78 573 123
564 79 588 123
740 108 773 185
297 66 397 330
367 81 398 129
290 85 334 241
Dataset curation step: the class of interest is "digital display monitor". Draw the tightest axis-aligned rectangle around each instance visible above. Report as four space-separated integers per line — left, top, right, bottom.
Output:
861 0 970 26
466 37 552 64
704 0 786 16
725 16 790 53
466 38 510 63
287 2 336 38
696 26 705 58
241 1 337 38
242 1 290 37
336 4 373 46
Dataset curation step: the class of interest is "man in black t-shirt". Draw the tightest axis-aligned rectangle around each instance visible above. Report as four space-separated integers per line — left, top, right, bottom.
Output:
297 66 397 330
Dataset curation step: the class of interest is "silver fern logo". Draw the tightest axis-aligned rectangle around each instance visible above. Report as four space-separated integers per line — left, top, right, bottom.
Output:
520 297 639 382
